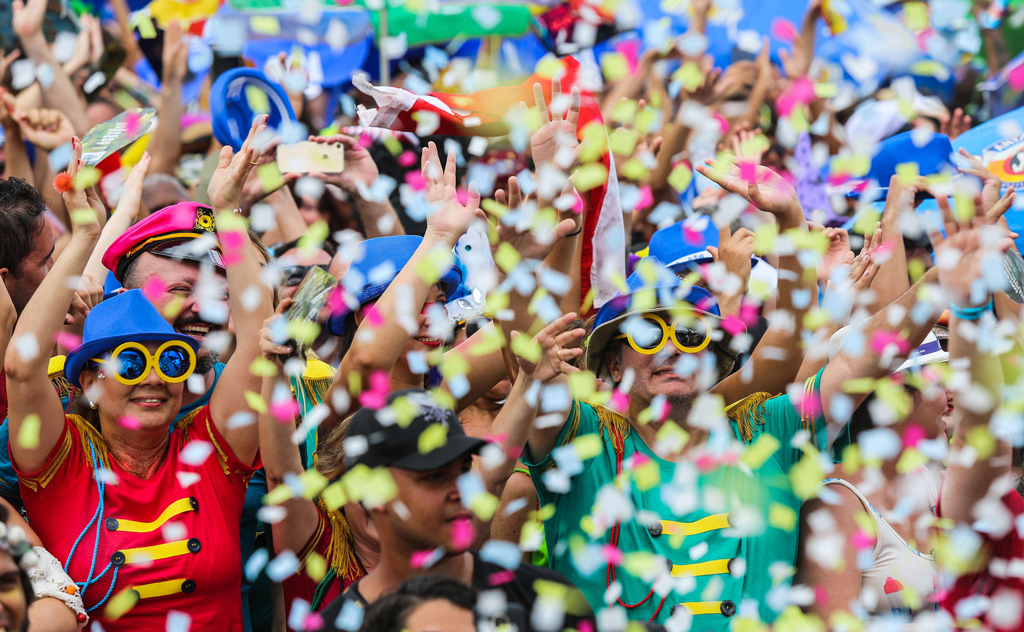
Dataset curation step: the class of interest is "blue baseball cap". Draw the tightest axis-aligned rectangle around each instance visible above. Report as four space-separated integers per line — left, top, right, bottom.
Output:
65 289 200 388
326 235 463 336
648 215 760 273
210 68 296 152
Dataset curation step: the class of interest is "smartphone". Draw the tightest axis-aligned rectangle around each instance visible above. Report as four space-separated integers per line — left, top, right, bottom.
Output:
277 141 345 174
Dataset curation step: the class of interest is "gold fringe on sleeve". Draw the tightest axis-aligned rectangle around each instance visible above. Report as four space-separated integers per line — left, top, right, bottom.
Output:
317 498 364 581
68 415 110 470
724 392 773 443
595 405 630 456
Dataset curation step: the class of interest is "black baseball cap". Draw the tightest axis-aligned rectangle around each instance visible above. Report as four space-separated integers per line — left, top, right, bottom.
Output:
345 389 486 471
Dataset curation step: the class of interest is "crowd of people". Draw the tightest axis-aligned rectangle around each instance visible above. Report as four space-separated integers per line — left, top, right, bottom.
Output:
0 0 1023 630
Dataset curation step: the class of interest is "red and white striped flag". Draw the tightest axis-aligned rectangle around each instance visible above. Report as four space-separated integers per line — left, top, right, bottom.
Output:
352 56 624 313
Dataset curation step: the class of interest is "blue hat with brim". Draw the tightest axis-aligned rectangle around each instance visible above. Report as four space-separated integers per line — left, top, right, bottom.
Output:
210 68 296 152
584 258 725 376
65 289 201 388
843 131 955 198
326 235 463 336
649 216 760 272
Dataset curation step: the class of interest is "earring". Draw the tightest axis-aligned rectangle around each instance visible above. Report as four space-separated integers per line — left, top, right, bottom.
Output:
88 400 97 409
97 372 106 379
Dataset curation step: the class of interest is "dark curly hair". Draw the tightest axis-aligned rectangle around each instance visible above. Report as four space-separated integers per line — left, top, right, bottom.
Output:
0 177 47 278
358 576 476 632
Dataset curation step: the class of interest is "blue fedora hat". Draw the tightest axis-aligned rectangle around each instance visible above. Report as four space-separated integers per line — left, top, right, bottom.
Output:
65 289 201 388
210 68 296 152
649 215 760 273
326 235 463 336
843 131 955 198
585 258 723 374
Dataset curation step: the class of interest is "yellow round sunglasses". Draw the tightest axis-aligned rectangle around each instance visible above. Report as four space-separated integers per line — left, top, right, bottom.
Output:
94 341 197 385
614 313 712 355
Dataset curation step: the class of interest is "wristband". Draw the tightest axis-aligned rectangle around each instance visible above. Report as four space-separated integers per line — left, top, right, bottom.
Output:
566 225 583 237
949 297 994 321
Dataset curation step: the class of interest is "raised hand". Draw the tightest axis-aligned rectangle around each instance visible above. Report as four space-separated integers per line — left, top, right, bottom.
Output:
422 141 484 242
208 114 268 212
779 0 822 79
931 195 1015 307
528 76 581 170
706 224 755 292
957 147 1003 213
15 107 75 151
489 175 578 263
161 21 190 84
12 0 45 43
259 299 294 361
808 222 852 284
60 138 102 237
240 137 300 212
696 157 803 226
305 134 379 197
114 151 151 221
941 107 972 141
511 311 585 384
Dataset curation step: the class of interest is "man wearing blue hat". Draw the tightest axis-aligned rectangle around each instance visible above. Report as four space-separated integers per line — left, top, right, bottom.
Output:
509 167 949 627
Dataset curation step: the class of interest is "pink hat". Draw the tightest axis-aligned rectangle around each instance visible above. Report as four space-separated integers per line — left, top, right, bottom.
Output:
103 202 224 283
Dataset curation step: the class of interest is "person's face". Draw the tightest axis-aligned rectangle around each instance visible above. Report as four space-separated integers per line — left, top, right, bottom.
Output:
606 321 708 411
125 253 229 373
359 283 447 356
78 340 185 433
404 600 475 632
452 323 510 406
1 221 55 314
277 247 333 301
0 551 26 632
901 381 951 441
382 454 476 553
298 195 324 227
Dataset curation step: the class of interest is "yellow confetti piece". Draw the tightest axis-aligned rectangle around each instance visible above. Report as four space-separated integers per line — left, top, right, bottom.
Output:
903 1 928 30
633 459 660 491
287 320 321 345
621 550 661 578
967 426 996 460
510 332 541 364
299 469 328 499
299 220 330 254
383 134 402 156
494 242 522 273
321 481 348 510
246 84 271 115
70 208 96 227
17 414 40 450
654 422 689 453
788 454 823 500
245 390 268 414
600 52 630 82
137 14 157 39
768 502 797 532
415 247 453 287
573 162 608 193
828 612 865 632
742 433 780 470
74 166 101 189
342 464 397 509
621 158 649 182
264 485 293 505
752 223 778 255
635 106 657 136
674 61 704 92
840 444 862 475
668 163 693 192
574 434 602 461
534 56 562 79
470 492 499 521
104 588 139 620
249 357 278 377
418 422 449 454
306 552 327 582
895 161 919 185
813 82 838 99
257 163 285 194
481 198 509 219
610 98 638 125
578 121 609 163
438 352 470 380
249 15 281 35
567 372 596 400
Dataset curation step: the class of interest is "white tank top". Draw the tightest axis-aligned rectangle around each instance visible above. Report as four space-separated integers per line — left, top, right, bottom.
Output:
823 476 937 617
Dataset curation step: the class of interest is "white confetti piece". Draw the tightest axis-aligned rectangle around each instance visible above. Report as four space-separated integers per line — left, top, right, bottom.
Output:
180 441 214 466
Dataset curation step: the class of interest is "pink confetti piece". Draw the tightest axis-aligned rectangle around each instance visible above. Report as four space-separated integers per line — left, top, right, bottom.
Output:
617 39 641 74
635 186 654 211
814 586 828 606
404 170 427 191
903 424 925 448
870 331 910 356
695 454 718 472
358 371 391 409
221 231 245 267
410 549 440 569
1009 64 1024 91
798 393 822 419
851 528 875 550
608 390 629 414
55 331 81 349
398 150 417 167
571 190 585 213
124 112 141 137
143 277 167 303
119 415 141 430
722 316 746 336
303 614 323 630
363 304 384 328
683 223 703 245
487 570 515 586
739 161 757 183
456 188 469 206
271 399 300 422
771 18 797 42
450 517 475 549
603 545 623 566
711 113 729 136
739 302 761 327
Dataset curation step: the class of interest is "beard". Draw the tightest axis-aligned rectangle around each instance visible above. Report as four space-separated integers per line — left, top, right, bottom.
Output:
195 349 219 375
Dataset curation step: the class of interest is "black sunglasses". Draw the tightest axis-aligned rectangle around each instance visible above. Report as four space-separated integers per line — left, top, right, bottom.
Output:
280 264 330 288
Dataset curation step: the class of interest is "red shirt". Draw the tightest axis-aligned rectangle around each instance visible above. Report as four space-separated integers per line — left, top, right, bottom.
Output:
939 489 1024 631
282 505 364 630
15 406 258 631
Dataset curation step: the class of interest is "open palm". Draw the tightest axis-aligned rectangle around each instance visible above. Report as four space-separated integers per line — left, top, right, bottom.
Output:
697 158 801 218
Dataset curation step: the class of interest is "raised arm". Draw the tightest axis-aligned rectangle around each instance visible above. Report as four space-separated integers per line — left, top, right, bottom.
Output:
207 114 275 466
257 299 321 555
12 0 90 136
698 159 817 401
147 21 187 177
5 139 101 473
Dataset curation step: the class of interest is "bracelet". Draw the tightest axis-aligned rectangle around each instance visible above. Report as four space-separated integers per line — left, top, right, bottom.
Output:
949 297 994 321
566 225 583 237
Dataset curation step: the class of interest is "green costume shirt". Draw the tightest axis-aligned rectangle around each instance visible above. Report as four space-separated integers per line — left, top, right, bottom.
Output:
522 368 827 627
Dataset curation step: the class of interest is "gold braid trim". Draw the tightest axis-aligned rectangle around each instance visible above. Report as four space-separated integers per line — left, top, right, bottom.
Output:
801 374 819 437
18 420 76 492
595 405 630 458
724 392 773 442
316 498 363 581
202 411 234 476
174 407 204 442
68 415 111 470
